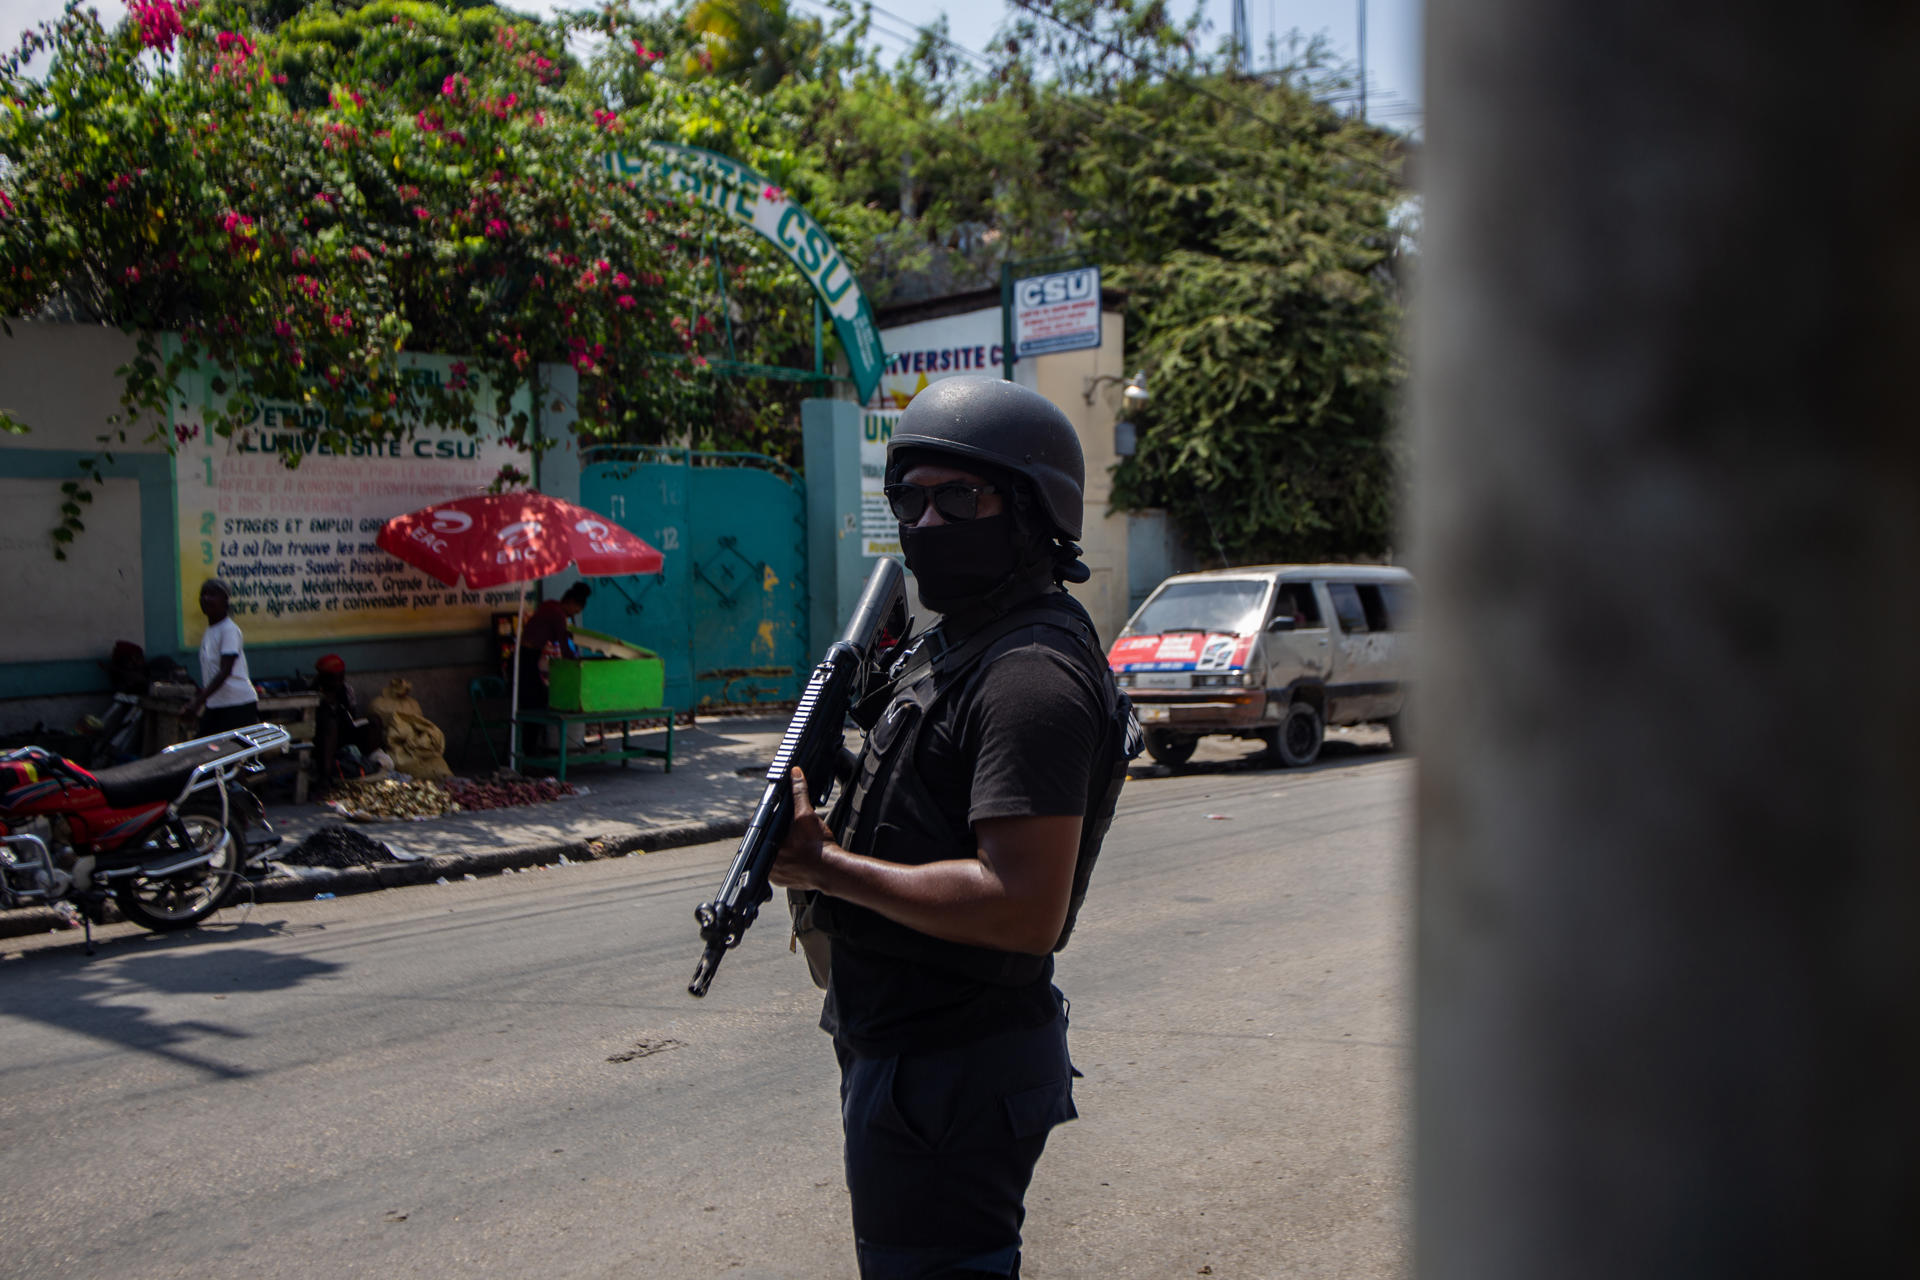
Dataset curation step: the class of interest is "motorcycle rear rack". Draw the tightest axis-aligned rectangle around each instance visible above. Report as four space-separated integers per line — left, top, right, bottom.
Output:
160 723 292 812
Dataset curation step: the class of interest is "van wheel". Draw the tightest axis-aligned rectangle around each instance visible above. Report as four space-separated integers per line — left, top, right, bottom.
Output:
1268 703 1323 768
1144 730 1197 767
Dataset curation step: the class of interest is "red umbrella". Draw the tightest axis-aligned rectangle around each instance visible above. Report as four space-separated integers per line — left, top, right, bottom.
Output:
375 492 662 588
377 493 665 769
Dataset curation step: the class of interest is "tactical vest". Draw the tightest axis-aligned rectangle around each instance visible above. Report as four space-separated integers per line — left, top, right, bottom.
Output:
794 590 1142 988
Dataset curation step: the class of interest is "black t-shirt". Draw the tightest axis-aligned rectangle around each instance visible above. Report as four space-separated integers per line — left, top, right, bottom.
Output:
822 625 1107 1056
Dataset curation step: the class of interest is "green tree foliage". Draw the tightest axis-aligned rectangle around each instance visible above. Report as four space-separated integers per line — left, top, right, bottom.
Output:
800 0 1409 562
0 0 880 551
678 0 865 93
1079 80 1405 563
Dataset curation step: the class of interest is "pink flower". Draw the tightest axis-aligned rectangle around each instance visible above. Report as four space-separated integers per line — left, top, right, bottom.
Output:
484 218 510 238
612 272 631 287
592 108 619 131
441 74 465 99
215 31 254 57
272 73 288 85
616 294 636 310
127 0 184 53
762 185 784 202
448 361 471 390
413 206 431 220
416 109 441 133
124 266 141 283
632 39 659 62
0 191 16 218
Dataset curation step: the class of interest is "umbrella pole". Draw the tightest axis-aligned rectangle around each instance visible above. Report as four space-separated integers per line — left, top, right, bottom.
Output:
509 580 526 773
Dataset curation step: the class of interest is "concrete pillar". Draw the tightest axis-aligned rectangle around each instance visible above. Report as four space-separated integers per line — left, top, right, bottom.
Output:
1415 4 1920 1277
801 397 867 654
532 364 582 601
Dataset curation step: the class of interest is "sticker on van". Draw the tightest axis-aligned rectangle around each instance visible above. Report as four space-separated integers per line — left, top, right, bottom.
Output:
1108 633 1254 672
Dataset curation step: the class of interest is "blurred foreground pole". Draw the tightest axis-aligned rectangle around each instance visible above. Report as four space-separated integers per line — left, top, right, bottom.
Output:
1415 3 1920 1277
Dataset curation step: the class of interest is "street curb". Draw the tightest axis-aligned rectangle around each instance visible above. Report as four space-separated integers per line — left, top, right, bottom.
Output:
0 816 750 941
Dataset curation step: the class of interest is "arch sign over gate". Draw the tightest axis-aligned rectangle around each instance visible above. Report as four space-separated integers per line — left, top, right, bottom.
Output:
599 143 886 405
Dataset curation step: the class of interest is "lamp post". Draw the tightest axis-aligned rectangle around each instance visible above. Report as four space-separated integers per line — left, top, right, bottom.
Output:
1083 369 1151 408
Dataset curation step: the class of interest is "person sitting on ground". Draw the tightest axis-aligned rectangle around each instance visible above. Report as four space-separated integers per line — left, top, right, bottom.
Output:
313 654 385 782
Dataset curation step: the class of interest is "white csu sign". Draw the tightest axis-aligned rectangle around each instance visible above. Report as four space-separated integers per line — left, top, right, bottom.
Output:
1012 266 1102 358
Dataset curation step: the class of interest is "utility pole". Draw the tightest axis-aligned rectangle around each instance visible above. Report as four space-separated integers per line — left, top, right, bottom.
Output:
1415 2 1920 1277
1357 0 1367 120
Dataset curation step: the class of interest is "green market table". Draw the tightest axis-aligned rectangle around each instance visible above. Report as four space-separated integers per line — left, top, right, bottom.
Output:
513 708 675 782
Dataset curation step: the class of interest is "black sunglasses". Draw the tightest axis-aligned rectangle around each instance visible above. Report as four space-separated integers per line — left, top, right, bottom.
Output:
884 481 999 523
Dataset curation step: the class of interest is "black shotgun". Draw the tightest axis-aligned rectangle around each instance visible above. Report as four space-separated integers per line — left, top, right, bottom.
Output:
688 557 908 997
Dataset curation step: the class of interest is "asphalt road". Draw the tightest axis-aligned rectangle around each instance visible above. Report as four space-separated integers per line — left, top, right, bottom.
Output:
0 735 1411 1279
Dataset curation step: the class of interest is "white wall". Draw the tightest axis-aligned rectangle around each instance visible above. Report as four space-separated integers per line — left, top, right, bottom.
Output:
0 476 145 662
0 321 167 453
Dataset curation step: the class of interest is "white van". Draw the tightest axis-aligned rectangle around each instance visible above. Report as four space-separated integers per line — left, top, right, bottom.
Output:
1107 564 1415 767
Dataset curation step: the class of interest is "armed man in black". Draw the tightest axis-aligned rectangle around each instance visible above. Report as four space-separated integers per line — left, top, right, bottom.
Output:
773 377 1137 1280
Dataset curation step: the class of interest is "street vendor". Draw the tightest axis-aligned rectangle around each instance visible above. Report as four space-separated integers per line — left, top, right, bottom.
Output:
313 653 385 782
517 581 591 709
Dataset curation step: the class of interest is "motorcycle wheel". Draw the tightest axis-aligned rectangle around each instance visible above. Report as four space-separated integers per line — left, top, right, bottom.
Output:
112 808 239 932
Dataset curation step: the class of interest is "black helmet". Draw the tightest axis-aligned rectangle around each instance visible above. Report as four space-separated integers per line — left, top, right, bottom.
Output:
886 377 1085 540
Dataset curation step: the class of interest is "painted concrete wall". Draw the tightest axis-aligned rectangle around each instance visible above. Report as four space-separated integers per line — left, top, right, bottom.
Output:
0 319 571 747
1032 308 1131 646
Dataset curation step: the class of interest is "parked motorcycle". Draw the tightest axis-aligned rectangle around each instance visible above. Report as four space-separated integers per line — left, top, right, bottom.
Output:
0 723 290 950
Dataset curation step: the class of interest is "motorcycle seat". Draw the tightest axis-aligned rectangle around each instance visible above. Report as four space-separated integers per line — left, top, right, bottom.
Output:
87 740 246 809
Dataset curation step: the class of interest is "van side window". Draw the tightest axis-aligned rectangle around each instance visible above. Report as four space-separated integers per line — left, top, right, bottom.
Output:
1356 585 1392 632
1328 583 1370 633
1275 583 1323 627
1380 582 1417 630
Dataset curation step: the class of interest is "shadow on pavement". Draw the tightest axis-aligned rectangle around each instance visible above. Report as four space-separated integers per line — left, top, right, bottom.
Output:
0 927 340 1079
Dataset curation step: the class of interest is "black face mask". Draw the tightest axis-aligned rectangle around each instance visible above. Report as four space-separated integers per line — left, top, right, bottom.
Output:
899 514 1020 613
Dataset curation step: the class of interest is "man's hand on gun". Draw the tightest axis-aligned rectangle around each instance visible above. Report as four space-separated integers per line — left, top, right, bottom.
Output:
769 767 832 893
685 555 906 997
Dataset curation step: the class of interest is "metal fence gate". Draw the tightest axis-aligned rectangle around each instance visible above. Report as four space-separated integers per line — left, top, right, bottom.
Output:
578 447 809 715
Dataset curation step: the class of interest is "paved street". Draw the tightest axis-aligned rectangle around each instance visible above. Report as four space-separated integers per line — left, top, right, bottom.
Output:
0 738 1410 1279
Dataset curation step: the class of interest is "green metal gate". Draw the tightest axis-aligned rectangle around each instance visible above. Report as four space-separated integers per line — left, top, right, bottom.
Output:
578 447 808 714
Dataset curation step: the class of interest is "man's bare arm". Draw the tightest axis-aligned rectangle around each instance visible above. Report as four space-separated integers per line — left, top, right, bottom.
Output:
769 767 1079 954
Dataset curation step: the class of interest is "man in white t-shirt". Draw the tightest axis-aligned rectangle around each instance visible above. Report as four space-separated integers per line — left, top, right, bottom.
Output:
185 578 260 737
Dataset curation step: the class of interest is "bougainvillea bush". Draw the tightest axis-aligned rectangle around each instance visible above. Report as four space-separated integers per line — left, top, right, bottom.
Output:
0 0 874 549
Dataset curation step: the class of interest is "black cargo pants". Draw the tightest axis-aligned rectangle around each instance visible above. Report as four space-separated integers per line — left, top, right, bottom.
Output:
835 992 1078 1280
